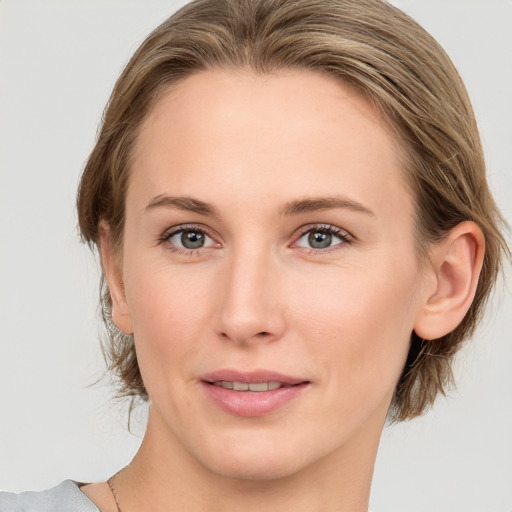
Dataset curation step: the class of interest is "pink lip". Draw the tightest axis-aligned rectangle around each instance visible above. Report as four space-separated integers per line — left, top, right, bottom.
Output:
200 369 310 417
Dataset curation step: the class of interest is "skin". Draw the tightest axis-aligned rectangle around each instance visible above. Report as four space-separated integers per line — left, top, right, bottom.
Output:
82 69 484 512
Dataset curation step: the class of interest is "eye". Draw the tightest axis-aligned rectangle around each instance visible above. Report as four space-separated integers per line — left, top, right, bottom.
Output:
162 226 219 252
294 225 351 250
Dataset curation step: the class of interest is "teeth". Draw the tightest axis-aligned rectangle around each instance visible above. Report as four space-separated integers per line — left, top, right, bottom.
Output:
232 381 249 391
248 382 268 392
213 381 284 392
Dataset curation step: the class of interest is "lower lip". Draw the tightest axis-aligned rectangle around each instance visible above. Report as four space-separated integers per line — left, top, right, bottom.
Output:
201 382 309 417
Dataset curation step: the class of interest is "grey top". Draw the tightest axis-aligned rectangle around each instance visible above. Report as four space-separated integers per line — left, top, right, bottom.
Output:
0 481 99 512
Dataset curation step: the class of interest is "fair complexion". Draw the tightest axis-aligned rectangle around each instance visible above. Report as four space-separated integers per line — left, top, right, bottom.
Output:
82 69 484 512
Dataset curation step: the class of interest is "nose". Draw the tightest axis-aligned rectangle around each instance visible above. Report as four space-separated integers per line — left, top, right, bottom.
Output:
214 247 287 345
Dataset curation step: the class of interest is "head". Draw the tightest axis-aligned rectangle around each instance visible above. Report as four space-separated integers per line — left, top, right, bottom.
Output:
77 0 508 436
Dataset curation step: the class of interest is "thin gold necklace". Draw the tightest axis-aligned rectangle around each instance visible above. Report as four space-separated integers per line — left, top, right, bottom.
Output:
107 474 122 512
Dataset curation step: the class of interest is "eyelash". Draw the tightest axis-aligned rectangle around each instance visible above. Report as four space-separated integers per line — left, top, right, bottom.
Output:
158 223 353 255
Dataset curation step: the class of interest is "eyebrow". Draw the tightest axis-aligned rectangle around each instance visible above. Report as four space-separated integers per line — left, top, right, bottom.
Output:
145 194 374 217
280 195 375 217
145 195 219 216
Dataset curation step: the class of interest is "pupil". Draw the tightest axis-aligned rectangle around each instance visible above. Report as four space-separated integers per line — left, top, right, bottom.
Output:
308 231 331 249
181 231 205 249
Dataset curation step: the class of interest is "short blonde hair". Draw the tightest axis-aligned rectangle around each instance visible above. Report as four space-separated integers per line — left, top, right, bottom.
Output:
77 0 509 421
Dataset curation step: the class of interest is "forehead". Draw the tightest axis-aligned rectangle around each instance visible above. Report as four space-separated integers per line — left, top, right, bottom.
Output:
129 69 412 222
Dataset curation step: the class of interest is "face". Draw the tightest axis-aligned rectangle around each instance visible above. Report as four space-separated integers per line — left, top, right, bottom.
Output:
108 69 430 480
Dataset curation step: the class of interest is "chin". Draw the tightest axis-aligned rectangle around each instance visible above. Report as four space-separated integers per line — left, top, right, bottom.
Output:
194 434 311 482
206 454 304 482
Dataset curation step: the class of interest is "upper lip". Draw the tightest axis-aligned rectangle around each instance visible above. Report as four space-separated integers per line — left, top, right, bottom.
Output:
201 369 308 385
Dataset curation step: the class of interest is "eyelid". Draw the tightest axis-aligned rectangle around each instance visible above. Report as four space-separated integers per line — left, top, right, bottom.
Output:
294 223 352 238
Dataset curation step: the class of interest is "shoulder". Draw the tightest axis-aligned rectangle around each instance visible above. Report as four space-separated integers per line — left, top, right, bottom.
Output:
0 480 99 512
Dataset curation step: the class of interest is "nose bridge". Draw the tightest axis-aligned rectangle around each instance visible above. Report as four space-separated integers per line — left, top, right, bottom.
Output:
216 242 285 344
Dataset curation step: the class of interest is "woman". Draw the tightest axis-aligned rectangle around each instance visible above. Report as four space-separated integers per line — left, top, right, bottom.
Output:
1 0 509 511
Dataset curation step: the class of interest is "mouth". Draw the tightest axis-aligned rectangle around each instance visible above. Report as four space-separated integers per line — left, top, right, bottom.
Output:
201 369 308 388
200 370 310 417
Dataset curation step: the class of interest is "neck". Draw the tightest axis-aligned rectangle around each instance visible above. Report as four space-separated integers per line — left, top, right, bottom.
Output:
112 407 384 512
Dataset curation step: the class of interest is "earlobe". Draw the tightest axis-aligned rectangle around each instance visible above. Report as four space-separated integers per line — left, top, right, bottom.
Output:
414 221 485 341
98 223 133 335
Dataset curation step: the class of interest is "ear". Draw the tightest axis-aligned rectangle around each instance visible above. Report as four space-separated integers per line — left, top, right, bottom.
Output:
414 221 485 340
98 222 133 335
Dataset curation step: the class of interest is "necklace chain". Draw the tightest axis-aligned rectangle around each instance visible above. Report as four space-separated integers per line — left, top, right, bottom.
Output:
107 474 122 512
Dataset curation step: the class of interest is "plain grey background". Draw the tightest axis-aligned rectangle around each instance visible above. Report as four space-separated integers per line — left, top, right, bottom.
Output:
0 1 511 511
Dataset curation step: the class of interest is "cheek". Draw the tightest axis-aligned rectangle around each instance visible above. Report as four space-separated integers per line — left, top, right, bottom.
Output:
290 257 419 386
122 258 216 374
